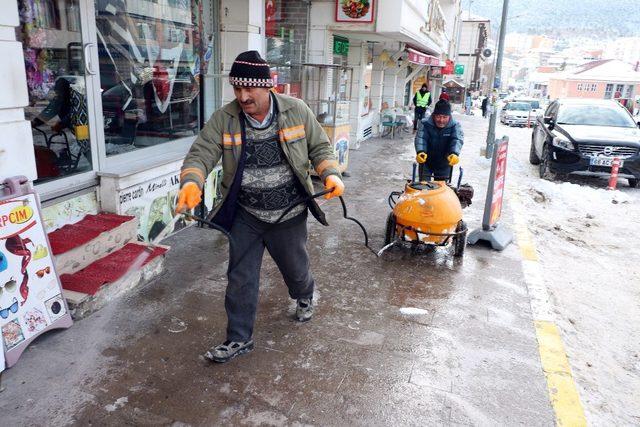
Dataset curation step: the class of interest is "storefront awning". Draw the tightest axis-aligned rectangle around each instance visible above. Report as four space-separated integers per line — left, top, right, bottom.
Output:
406 48 444 67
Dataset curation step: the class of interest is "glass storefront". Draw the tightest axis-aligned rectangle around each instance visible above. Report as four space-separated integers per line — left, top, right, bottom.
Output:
18 0 212 189
18 0 94 184
95 0 202 156
265 0 308 98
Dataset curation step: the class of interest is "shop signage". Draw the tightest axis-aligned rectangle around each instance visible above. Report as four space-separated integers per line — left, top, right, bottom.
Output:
335 0 375 23
333 36 350 56
429 67 443 79
454 64 465 75
427 0 446 35
1 180 72 370
467 136 513 251
118 172 187 242
484 137 509 228
442 59 454 75
407 48 443 66
334 131 350 167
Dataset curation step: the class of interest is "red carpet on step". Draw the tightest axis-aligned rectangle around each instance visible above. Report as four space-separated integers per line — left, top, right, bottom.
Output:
60 243 167 295
48 213 134 255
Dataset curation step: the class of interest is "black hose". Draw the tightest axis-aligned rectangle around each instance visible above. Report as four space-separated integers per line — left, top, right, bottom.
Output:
388 191 402 209
182 212 232 240
183 188 378 275
338 196 379 257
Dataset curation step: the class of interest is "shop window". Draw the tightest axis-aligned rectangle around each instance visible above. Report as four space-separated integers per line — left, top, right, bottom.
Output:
605 83 613 99
18 0 93 184
33 0 62 29
265 0 309 98
95 0 202 157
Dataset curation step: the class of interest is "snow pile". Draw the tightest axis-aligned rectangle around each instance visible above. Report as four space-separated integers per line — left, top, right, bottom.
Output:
529 179 632 208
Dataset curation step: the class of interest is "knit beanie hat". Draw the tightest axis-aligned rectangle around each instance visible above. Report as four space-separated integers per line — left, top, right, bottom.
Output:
229 50 274 87
432 99 452 116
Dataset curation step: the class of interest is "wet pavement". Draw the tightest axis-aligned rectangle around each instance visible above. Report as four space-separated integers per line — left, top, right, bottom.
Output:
1 116 556 425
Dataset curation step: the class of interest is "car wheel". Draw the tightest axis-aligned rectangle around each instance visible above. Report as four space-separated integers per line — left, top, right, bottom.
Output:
539 144 556 181
529 138 541 165
629 178 638 188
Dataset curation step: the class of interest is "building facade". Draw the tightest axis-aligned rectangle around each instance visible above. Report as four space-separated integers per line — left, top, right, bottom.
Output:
456 13 490 96
548 59 640 111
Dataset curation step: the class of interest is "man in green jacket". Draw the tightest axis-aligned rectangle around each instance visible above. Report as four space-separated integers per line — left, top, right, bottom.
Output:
176 51 344 363
412 83 432 131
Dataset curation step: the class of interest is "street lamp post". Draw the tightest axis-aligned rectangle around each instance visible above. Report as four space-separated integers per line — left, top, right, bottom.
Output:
484 0 509 158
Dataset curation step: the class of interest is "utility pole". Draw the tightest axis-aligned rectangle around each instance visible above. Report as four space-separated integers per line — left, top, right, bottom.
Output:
484 0 509 158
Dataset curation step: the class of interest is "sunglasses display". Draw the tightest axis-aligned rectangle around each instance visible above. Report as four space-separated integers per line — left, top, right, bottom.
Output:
33 244 49 261
0 192 73 368
36 266 51 278
0 278 18 296
0 297 19 319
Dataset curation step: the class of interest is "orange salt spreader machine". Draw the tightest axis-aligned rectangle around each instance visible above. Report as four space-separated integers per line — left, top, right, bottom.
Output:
384 164 473 257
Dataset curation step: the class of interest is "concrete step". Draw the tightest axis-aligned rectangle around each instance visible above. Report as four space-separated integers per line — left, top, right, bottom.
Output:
60 242 169 319
48 213 138 275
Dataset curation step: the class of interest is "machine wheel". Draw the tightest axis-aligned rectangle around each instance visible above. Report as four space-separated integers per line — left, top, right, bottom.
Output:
529 137 541 165
453 220 467 257
384 212 397 245
539 144 557 181
628 178 638 188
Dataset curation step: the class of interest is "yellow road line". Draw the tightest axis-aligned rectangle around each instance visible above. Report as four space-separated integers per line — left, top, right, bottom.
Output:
509 186 586 426
535 320 587 426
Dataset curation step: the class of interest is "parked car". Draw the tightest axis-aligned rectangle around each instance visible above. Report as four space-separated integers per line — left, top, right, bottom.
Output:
500 101 533 126
529 98 640 187
510 97 543 116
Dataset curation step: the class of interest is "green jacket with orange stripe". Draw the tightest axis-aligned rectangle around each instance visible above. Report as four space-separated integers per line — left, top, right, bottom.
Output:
180 92 341 228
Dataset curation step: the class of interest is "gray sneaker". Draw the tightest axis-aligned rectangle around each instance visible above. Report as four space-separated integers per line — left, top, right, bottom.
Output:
204 340 254 363
296 298 314 322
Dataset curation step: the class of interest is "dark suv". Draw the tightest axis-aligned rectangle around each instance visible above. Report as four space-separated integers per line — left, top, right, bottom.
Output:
530 98 640 187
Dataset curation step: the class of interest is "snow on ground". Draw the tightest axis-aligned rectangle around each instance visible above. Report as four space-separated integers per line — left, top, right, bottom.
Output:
457 112 640 425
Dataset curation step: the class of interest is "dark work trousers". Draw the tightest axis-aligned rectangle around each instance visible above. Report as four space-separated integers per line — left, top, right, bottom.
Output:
414 107 426 130
225 207 314 342
419 163 451 182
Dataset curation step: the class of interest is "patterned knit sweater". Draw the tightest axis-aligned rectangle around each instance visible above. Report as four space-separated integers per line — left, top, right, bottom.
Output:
238 111 306 223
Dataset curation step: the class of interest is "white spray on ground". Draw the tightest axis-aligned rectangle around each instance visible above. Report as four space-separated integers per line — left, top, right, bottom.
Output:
120 214 183 282
376 241 397 257
399 307 430 315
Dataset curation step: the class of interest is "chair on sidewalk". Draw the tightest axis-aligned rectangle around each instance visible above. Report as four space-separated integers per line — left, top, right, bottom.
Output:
381 114 404 138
